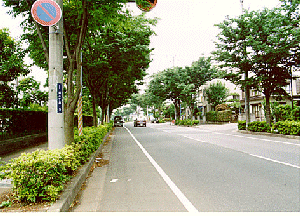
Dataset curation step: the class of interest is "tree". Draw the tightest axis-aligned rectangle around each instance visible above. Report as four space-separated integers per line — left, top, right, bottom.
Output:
205 81 229 109
245 7 300 126
213 3 300 126
17 77 48 108
3 0 130 145
83 13 156 125
148 57 217 120
148 67 185 120
0 28 29 108
213 11 254 127
181 57 217 119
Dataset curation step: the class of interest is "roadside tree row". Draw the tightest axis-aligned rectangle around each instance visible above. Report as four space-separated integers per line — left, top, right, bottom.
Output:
2 0 156 144
139 0 300 126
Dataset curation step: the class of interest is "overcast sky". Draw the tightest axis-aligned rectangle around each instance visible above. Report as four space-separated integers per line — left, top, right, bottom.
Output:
0 0 283 87
127 0 282 78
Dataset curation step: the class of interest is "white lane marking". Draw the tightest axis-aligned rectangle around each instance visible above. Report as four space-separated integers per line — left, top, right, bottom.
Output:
178 134 300 169
246 137 258 140
261 139 271 142
124 127 198 213
248 153 300 169
233 135 244 138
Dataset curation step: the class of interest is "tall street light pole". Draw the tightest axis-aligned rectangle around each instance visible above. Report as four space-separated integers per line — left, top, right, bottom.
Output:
240 0 250 129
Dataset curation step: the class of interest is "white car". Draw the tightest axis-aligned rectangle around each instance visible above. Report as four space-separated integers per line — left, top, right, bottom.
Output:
134 118 146 127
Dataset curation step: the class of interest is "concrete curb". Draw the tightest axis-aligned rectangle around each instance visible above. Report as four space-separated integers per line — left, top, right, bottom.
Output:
47 131 110 212
238 129 300 140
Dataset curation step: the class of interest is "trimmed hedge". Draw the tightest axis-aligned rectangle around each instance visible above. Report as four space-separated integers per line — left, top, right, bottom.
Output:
238 120 300 136
248 121 271 133
206 110 232 122
175 119 199 126
273 121 300 136
238 120 246 130
0 123 112 203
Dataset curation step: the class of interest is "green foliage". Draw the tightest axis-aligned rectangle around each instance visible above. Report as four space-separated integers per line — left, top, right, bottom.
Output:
206 110 232 122
0 124 112 203
148 57 217 120
175 119 199 126
0 200 11 208
17 77 48 109
238 120 246 130
205 81 229 108
0 28 29 82
213 5 300 125
273 121 300 135
248 121 271 133
271 102 300 122
0 28 29 108
206 111 218 122
84 13 156 119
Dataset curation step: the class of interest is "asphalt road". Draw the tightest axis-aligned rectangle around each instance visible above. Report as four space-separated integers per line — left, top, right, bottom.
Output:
95 122 300 212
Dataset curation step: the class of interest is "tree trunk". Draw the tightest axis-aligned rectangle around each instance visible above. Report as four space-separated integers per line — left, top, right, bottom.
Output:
92 96 98 127
174 98 180 120
245 85 250 129
64 106 75 145
265 92 271 127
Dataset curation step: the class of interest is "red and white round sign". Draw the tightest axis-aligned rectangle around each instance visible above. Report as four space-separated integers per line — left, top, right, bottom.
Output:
31 0 62 26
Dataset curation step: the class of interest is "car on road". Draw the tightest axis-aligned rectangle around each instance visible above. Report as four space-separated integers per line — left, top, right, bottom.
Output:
113 116 123 127
134 118 147 127
151 118 158 123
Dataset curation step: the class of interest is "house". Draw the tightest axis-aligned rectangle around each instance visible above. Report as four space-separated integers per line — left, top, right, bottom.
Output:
239 76 300 122
195 78 240 121
194 75 300 122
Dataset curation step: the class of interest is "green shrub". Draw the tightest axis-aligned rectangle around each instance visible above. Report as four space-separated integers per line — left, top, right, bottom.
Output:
217 110 232 122
175 119 199 126
206 111 218 122
0 123 112 203
238 120 246 130
248 121 271 133
206 110 231 122
192 120 199 125
273 121 300 136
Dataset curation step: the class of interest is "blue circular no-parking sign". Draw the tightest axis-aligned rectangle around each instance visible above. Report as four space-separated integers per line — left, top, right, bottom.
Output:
31 0 62 26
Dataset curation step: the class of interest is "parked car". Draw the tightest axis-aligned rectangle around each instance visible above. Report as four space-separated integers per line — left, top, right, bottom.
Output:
114 116 123 127
134 118 147 127
151 118 158 123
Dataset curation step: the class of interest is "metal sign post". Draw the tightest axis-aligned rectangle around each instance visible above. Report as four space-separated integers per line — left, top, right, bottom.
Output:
31 0 64 149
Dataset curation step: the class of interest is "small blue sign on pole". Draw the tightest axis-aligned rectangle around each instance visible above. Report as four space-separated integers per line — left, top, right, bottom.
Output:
57 83 63 113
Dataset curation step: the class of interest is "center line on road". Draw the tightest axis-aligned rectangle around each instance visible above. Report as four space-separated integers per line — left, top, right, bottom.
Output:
247 153 300 169
178 134 300 169
124 127 198 213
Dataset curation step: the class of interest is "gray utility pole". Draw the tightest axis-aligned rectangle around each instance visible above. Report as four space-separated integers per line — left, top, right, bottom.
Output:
240 0 250 128
48 0 65 149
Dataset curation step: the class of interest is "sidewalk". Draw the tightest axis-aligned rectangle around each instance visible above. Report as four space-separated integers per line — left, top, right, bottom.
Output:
70 133 114 212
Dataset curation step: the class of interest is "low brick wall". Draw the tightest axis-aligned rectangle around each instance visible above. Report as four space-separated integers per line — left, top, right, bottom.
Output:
0 133 47 156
